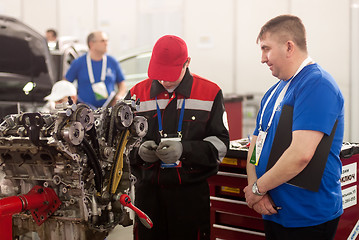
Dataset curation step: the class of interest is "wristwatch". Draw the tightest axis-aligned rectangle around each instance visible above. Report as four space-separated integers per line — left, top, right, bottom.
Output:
252 181 266 196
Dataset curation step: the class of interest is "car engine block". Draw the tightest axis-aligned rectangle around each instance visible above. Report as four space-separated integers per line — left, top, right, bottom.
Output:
0 99 147 240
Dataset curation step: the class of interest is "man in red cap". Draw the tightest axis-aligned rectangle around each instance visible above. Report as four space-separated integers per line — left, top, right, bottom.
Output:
125 35 229 240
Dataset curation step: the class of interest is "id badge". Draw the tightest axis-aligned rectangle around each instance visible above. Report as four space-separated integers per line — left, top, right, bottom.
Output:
160 137 182 168
254 131 267 166
92 82 108 101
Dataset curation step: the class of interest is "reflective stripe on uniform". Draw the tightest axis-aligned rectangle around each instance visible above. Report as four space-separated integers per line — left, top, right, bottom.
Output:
203 136 227 162
138 98 213 113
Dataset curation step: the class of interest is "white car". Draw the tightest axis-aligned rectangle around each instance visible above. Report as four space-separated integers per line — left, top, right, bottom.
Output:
118 48 151 90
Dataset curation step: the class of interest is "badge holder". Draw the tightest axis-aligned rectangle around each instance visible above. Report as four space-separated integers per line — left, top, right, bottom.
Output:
92 82 108 101
155 96 185 168
250 130 267 166
87 53 109 101
159 136 182 168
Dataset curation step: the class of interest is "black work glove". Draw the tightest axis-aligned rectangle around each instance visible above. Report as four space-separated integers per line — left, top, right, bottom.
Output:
138 140 159 163
155 141 183 164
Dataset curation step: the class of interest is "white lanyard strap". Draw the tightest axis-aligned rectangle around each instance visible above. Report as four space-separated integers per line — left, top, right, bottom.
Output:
86 53 107 84
259 56 313 132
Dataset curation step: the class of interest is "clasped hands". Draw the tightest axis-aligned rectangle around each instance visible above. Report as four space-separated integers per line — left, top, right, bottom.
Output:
138 140 183 164
243 184 278 216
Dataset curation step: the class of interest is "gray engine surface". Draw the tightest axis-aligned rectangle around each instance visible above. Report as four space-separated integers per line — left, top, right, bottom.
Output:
0 99 147 240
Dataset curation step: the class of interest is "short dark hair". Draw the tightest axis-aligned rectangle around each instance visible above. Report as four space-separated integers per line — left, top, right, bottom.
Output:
257 15 307 52
87 32 96 48
46 29 57 38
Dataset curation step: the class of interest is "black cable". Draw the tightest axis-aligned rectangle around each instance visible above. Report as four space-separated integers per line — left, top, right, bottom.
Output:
82 138 103 193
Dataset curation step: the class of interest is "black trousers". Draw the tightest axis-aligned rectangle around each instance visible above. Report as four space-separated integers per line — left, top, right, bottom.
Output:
264 216 340 240
133 180 210 240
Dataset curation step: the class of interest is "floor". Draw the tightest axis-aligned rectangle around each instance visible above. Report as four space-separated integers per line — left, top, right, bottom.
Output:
107 225 133 240
106 202 135 239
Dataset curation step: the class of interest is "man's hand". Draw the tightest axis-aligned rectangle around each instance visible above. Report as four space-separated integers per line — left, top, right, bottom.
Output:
156 141 183 164
138 141 159 163
252 194 278 215
244 183 264 208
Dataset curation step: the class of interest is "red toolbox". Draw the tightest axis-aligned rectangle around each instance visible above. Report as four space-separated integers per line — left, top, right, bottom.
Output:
208 146 266 240
224 95 243 141
209 142 359 240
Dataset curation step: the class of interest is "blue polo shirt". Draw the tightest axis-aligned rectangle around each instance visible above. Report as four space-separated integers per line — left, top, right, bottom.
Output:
253 63 344 227
66 54 125 108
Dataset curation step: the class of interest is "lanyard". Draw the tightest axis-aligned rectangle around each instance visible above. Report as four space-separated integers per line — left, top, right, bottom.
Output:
259 56 313 132
86 53 107 84
155 94 186 138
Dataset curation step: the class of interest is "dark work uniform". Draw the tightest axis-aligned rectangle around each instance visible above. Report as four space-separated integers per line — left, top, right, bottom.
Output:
126 69 229 240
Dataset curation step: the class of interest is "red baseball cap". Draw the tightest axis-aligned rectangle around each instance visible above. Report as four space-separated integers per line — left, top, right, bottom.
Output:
148 35 188 82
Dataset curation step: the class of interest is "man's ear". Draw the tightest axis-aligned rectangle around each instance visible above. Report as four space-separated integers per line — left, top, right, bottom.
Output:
286 41 295 56
186 57 191 67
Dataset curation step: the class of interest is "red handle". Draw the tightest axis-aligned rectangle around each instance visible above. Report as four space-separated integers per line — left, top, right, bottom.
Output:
119 194 153 229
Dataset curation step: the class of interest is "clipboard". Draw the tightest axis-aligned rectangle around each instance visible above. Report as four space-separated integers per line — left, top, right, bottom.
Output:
265 105 338 192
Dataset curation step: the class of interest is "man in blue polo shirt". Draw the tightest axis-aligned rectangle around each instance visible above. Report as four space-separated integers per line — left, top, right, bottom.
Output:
66 31 126 108
244 15 344 240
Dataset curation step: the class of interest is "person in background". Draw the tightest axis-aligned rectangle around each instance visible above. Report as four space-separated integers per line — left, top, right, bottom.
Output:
45 28 58 50
65 31 126 108
42 80 77 112
243 15 344 240
125 35 229 240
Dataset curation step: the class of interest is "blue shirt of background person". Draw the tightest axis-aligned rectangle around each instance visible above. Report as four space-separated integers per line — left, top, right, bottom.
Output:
65 31 126 108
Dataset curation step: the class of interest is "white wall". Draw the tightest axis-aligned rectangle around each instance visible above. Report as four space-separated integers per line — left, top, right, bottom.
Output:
0 0 355 141
183 0 235 94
